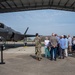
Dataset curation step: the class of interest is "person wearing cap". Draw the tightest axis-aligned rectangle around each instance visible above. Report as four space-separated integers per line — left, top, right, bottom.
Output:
34 33 42 61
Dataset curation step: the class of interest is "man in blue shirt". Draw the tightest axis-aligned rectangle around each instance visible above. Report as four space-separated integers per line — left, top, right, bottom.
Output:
59 35 65 59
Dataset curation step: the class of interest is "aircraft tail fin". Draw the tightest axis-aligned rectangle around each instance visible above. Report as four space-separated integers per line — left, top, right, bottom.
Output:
24 27 36 37
24 27 29 35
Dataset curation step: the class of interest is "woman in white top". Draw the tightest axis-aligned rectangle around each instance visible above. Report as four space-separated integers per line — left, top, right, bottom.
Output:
44 37 50 58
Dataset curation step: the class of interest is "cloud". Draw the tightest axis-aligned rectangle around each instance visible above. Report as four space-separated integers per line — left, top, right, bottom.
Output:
0 9 75 36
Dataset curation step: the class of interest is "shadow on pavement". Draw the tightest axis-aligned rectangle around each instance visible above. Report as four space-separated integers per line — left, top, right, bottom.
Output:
30 55 36 60
30 54 45 60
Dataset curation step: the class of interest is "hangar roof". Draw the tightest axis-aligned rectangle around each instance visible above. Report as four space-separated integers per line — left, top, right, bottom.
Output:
0 0 75 13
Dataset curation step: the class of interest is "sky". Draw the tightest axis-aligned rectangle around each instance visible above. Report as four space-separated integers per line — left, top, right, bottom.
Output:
0 9 75 36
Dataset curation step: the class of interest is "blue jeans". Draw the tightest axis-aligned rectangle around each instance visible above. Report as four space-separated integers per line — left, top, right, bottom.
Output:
50 47 57 60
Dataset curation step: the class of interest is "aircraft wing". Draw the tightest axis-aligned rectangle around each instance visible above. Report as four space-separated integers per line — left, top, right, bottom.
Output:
24 34 42 37
24 34 36 37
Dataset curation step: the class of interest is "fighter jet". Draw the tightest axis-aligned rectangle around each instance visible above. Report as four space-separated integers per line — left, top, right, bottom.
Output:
0 23 35 42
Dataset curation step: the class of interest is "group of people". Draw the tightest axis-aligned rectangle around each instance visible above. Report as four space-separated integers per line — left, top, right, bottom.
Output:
34 33 75 61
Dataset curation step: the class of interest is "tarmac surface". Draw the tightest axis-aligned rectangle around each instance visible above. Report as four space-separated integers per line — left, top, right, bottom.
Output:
0 46 75 75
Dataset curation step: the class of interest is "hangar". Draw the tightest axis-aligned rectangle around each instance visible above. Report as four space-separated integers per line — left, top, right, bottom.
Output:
0 0 75 13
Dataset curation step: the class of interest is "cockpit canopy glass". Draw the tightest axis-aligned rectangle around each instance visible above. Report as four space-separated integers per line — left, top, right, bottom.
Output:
0 23 4 28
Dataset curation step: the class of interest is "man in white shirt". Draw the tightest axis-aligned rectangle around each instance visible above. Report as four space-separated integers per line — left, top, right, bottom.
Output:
68 35 72 52
64 35 68 57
